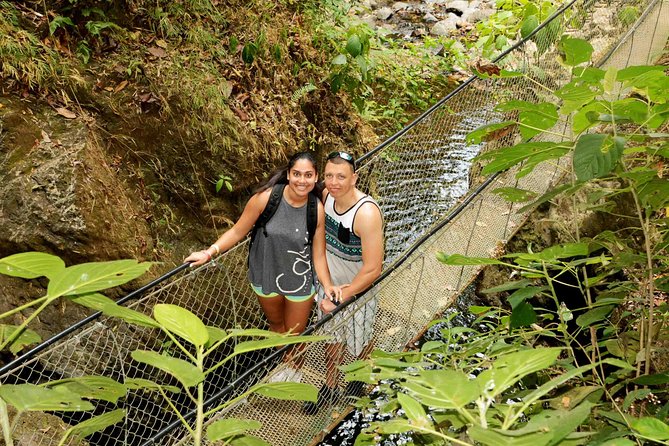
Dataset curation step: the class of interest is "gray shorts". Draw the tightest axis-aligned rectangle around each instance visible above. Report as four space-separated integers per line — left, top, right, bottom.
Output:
316 285 378 357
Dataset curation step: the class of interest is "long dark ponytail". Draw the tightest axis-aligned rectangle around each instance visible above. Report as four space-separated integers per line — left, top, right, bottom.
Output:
255 151 324 198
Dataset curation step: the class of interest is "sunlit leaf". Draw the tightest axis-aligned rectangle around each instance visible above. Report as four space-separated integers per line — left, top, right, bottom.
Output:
206 326 229 347
64 409 125 441
507 243 589 262
154 304 209 347
630 417 669 440
124 378 180 393
131 350 204 388
331 54 347 65
573 134 625 181
476 348 561 398
480 142 568 176
520 15 539 38
404 370 479 410
252 382 317 402
0 324 41 354
47 260 152 297
559 37 593 66
207 418 262 441
576 305 614 328
227 436 271 446
68 292 115 311
0 384 94 412
0 252 65 280
397 393 431 428
99 303 158 328
45 376 126 403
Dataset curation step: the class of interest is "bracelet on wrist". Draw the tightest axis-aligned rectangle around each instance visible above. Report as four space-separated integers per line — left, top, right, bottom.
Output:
210 244 221 256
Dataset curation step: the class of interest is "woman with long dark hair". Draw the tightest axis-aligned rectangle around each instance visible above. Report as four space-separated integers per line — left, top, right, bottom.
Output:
186 152 332 359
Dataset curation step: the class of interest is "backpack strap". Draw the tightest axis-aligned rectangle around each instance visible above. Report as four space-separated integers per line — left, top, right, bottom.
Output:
250 183 285 245
306 192 318 244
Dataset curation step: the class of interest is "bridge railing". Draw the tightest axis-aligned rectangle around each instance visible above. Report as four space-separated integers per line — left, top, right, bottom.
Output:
1 0 666 445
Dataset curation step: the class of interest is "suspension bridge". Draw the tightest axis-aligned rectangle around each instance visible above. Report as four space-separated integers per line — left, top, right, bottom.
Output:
1 0 668 444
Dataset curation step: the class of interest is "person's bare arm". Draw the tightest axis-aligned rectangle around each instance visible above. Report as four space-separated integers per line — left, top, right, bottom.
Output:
185 189 270 266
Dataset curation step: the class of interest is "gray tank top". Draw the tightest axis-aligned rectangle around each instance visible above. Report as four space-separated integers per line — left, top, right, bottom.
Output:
248 194 314 297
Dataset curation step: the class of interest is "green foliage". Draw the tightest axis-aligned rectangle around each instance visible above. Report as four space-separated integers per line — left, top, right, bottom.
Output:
215 174 234 193
351 37 669 445
0 252 153 353
0 252 327 445
0 2 80 91
93 301 325 445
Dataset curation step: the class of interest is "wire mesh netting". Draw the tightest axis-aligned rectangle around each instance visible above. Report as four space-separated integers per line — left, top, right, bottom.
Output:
1 0 668 445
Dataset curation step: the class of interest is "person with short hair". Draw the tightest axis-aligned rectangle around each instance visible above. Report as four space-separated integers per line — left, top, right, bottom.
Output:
304 151 384 414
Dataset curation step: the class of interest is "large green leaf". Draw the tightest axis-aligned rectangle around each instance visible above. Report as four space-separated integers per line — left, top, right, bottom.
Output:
468 425 550 446
573 134 625 181
480 142 568 176
637 178 669 211
154 304 209 347
252 382 317 402
510 302 537 328
522 402 593 446
234 335 328 354
404 369 479 410
99 303 158 328
572 101 608 134
64 409 125 441
555 82 599 114
0 252 65 280
47 259 152 297
630 417 669 440
0 383 94 412
397 392 431 428
131 350 204 388
575 305 614 328
507 243 589 263
476 348 561 398
45 376 126 403
495 101 558 140
507 287 548 309
631 372 669 386
520 15 539 38
559 37 593 66
206 326 229 347
228 436 271 446
0 324 41 354
346 34 362 57
68 292 115 311
124 378 180 393
207 418 262 441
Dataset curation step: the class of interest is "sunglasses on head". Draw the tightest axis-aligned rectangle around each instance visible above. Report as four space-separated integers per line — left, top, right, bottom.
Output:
327 151 356 171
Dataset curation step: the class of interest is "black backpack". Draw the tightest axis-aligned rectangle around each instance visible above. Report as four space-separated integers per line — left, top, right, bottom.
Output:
250 183 318 246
